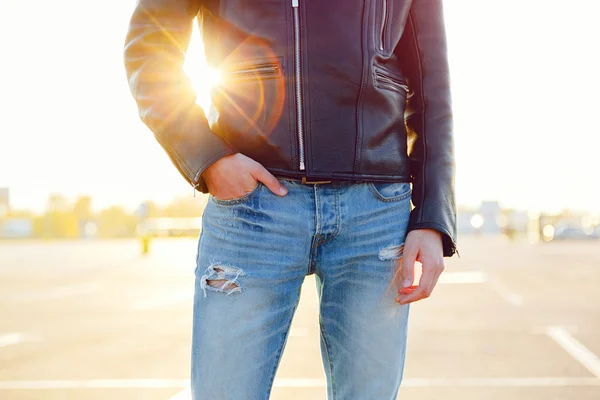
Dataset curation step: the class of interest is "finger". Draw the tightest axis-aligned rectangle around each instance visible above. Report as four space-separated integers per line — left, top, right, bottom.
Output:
425 258 445 295
399 244 417 290
396 261 438 304
398 285 418 295
251 165 288 196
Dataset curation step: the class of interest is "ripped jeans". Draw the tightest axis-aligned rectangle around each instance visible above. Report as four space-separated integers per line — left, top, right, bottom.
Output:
191 179 412 400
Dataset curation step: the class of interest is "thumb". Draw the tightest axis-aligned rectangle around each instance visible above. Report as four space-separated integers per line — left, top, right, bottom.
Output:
401 244 417 288
251 164 288 196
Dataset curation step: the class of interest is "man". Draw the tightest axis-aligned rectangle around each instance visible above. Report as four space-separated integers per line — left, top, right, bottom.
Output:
124 0 456 398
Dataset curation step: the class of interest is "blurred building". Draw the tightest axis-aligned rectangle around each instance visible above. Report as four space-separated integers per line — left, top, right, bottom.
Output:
458 201 503 235
0 187 9 217
479 201 502 234
457 209 477 234
1 218 33 239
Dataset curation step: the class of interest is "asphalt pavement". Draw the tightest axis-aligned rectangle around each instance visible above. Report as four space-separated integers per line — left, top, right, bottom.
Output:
0 236 599 399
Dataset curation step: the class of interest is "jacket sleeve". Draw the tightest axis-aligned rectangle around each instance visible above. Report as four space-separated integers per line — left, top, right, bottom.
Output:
123 0 234 193
395 0 457 256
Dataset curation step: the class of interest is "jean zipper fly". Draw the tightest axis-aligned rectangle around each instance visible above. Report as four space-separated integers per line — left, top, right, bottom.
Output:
292 0 306 170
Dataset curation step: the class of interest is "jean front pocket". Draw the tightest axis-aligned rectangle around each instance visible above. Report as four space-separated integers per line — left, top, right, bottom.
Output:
211 182 263 206
368 182 412 202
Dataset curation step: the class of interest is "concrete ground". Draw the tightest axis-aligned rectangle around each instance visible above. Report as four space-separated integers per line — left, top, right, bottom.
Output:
0 236 599 399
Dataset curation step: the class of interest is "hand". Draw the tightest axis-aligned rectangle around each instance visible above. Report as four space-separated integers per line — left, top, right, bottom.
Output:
395 229 445 305
201 153 288 200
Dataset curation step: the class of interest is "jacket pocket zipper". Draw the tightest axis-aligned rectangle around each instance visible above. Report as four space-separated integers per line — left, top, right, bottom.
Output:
374 68 409 93
227 62 281 80
379 0 388 52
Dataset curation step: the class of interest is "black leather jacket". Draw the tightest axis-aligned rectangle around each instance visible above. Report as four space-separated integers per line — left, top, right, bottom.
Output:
124 0 457 256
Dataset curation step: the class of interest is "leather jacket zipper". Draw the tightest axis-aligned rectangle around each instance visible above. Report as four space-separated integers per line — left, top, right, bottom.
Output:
379 0 388 52
292 0 306 170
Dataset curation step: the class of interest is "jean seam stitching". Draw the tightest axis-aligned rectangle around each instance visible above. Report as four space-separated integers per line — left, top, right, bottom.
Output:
308 237 320 275
319 321 336 399
318 190 342 246
265 297 301 399
194 227 206 277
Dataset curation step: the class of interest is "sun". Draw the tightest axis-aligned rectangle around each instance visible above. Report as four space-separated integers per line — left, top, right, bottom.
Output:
182 25 222 114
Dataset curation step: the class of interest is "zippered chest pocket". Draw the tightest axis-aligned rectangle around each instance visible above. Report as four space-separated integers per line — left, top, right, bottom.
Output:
224 58 283 82
375 0 390 55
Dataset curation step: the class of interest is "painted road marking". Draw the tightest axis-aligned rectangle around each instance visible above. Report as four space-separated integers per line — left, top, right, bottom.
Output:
1 377 599 392
403 377 600 387
166 376 600 398
489 280 523 306
136 271 486 311
0 333 39 348
0 379 188 390
547 326 600 378
0 333 26 348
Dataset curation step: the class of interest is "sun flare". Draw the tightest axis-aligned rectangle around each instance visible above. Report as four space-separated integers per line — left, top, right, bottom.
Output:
183 25 222 113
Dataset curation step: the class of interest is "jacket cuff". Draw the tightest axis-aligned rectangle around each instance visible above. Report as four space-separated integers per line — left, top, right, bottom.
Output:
153 121 235 195
192 148 235 194
408 219 457 257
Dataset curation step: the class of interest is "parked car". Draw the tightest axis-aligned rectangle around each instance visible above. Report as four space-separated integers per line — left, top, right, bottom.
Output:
552 225 591 240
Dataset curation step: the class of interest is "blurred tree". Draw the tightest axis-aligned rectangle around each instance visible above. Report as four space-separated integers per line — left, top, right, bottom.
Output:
47 193 69 213
162 195 208 218
6 209 36 218
37 212 79 239
31 194 78 238
97 206 137 238
72 196 93 221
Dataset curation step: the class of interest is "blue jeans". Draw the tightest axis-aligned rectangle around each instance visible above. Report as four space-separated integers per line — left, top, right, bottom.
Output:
191 179 412 400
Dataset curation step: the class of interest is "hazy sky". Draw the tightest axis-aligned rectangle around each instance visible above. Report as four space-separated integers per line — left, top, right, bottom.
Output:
1 0 599 213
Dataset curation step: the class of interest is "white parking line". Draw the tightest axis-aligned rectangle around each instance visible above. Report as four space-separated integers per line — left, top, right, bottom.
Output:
138 272 486 311
0 333 26 348
166 376 600 397
489 280 523 306
403 377 600 387
0 379 188 390
1 376 598 393
546 326 600 378
0 333 39 348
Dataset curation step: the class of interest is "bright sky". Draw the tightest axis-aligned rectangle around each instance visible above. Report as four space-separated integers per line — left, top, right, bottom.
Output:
0 0 599 213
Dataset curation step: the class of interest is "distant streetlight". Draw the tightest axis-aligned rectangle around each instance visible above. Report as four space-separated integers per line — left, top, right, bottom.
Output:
471 214 484 229
542 224 555 241
84 222 98 238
